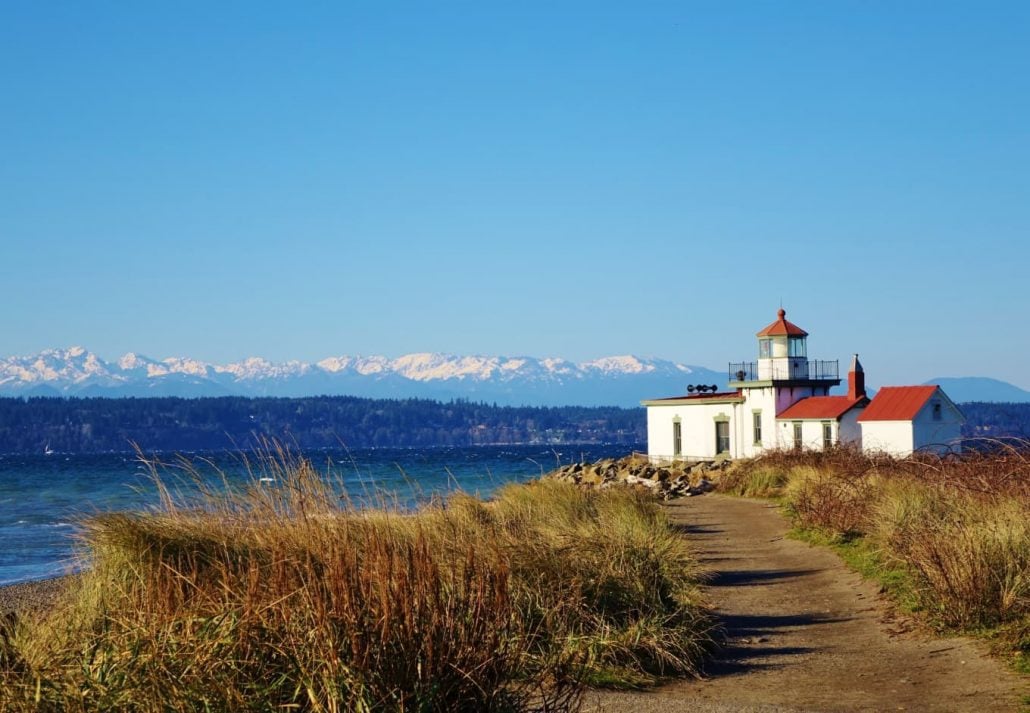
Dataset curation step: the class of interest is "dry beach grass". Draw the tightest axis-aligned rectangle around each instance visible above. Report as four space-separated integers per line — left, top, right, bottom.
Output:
0 451 712 712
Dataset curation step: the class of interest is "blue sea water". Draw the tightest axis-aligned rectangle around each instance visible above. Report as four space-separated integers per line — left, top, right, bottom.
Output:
0 444 639 585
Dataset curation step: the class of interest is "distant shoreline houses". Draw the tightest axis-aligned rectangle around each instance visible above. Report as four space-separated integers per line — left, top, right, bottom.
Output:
643 309 964 462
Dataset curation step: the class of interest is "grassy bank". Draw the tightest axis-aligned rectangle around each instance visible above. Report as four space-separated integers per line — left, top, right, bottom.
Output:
0 453 712 712
719 446 1030 673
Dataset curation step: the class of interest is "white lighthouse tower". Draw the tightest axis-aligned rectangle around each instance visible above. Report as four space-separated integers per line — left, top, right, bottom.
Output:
724 308 842 453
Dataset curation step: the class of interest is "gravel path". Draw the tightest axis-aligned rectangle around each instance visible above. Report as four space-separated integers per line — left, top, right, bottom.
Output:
585 494 1025 713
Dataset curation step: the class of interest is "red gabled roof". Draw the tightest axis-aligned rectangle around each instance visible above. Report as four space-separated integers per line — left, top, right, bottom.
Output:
857 386 939 422
777 396 864 420
756 308 808 337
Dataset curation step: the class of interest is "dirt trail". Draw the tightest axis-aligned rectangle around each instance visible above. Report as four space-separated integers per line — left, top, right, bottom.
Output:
587 494 1025 713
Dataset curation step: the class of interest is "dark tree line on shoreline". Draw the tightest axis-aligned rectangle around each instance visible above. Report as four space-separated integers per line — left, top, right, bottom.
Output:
0 397 1025 456
958 402 1030 441
0 395 647 454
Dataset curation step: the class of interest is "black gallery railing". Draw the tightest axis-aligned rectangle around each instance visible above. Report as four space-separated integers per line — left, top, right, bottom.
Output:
728 360 839 382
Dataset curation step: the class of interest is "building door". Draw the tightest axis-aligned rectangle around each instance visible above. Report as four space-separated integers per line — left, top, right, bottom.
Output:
715 421 730 454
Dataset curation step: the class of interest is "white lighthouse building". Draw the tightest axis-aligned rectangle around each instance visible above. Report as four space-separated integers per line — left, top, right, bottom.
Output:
643 309 964 461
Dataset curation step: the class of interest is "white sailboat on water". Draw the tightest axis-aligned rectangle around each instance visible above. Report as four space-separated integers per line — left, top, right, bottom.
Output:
44 441 54 456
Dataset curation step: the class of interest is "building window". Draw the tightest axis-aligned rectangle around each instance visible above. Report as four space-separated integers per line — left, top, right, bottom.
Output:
788 337 807 358
715 421 730 454
822 421 833 450
753 411 762 445
932 402 942 421
672 420 682 457
759 338 772 358
793 422 803 450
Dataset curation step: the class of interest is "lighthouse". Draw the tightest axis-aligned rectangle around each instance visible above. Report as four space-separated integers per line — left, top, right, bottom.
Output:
642 308 842 460
643 307 963 462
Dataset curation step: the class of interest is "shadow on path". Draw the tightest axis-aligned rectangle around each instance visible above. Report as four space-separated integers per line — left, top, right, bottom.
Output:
718 612 853 636
703 645 820 678
671 523 724 535
702 613 850 679
708 568 821 587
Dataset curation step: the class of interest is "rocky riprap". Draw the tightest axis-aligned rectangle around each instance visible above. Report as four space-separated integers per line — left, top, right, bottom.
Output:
544 455 729 500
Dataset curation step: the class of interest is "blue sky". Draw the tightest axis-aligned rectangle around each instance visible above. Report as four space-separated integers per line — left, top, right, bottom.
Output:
3 2 1029 388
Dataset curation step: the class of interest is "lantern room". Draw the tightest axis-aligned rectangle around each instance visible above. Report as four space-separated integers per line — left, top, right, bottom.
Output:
757 308 808 360
728 308 840 385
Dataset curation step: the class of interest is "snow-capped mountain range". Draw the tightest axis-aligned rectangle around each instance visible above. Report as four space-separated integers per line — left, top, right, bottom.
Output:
0 347 727 407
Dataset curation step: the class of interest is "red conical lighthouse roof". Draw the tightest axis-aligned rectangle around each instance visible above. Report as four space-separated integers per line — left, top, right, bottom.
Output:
756 308 808 337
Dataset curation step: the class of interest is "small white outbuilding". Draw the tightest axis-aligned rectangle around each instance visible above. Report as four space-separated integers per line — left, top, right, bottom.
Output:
857 386 964 457
643 309 964 462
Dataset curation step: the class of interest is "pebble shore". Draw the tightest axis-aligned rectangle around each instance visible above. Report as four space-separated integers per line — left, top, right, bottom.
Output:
0 576 70 616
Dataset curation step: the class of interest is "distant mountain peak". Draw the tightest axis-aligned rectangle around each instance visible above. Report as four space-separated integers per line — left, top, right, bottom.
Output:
0 346 725 406
923 376 1030 404
118 352 155 370
315 356 352 373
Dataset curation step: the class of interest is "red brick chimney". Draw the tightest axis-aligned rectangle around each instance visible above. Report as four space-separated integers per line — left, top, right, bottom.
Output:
847 354 866 400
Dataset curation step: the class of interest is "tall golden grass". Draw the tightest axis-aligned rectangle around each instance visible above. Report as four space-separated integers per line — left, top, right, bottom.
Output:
720 444 1030 659
0 450 712 712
